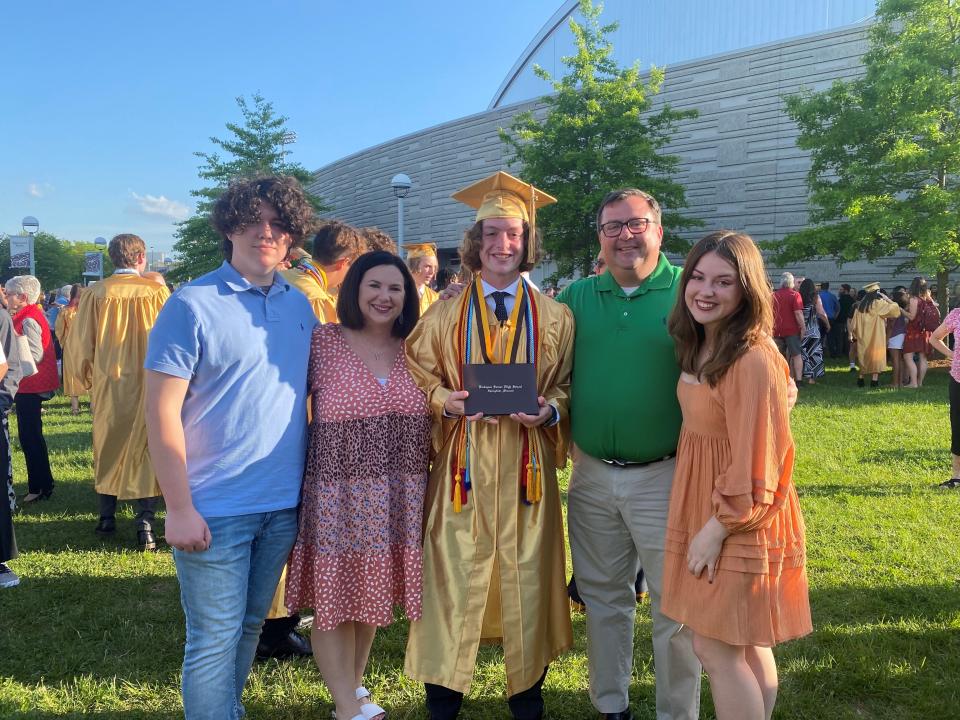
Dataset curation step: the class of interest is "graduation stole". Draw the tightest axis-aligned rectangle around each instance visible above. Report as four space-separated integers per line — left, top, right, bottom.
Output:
294 258 328 290
450 275 543 512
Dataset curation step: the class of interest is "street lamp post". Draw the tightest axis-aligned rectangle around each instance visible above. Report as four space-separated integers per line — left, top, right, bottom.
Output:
281 131 297 163
390 174 412 250
94 236 107 281
21 216 39 276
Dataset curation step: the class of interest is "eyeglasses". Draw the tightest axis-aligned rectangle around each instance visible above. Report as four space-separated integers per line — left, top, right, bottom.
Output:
598 217 656 238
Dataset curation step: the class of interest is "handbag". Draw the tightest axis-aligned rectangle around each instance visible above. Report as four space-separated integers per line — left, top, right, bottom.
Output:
16 334 37 377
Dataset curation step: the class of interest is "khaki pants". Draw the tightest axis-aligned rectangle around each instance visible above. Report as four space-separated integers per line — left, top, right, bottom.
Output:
567 448 701 720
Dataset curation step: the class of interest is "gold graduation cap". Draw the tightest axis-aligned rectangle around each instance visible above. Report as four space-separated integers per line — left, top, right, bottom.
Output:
403 242 437 261
862 281 880 293
451 171 557 264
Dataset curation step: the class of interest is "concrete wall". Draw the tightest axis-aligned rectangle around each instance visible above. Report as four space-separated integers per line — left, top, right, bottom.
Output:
309 24 938 291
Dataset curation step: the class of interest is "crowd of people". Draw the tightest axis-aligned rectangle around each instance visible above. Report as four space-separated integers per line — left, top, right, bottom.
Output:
771 272 948 392
18 166 929 720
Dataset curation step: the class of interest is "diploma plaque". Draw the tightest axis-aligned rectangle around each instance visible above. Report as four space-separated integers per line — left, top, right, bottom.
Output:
462 363 539 416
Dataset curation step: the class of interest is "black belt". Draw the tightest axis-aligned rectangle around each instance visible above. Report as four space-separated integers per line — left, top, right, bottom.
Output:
600 452 676 468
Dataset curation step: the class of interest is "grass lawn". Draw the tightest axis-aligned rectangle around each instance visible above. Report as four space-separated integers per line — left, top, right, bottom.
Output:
1 361 959 719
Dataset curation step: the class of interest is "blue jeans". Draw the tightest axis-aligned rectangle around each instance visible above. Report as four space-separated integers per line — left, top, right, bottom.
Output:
173 507 298 720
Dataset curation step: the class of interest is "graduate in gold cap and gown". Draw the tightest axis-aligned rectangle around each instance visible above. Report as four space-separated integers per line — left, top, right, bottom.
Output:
404 171 574 720
850 281 901 387
67 234 169 550
405 242 441 316
283 221 366 323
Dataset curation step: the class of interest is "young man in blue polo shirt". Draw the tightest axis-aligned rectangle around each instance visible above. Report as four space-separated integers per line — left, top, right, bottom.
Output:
144 176 318 720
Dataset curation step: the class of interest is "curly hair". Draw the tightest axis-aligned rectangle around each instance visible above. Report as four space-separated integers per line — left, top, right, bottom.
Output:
360 227 397 255
312 221 367 265
668 230 773 387
458 220 541 274
210 176 316 260
108 233 146 269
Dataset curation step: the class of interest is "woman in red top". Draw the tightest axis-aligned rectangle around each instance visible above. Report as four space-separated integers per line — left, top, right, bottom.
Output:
902 276 939 388
6 276 58 503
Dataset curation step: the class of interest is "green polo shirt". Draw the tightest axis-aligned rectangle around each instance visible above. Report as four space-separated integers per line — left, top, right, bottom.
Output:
556 253 682 463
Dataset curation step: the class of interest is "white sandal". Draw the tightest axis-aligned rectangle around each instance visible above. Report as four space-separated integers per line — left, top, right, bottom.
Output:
356 686 385 720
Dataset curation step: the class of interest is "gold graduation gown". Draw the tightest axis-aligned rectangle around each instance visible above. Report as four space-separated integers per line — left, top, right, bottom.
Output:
404 285 574 695
418 285 439 317
850 298 900 374
282 268 338 323
55 305 85 397
67 275 169 499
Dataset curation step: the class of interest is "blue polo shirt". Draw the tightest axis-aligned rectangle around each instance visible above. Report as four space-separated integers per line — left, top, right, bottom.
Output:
145 262 318 518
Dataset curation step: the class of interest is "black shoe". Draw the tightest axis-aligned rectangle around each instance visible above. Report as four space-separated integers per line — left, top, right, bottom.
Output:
602 711 633 720
256 629 312 660
856 378 864 387
94 517 116 536
21 490 52 503
870 379 879 388
137 528 158 552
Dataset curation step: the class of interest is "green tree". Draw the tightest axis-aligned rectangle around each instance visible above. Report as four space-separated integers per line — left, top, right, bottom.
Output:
168 93 325 283
500 0 700 280
0 232 114 290
778 0 960 305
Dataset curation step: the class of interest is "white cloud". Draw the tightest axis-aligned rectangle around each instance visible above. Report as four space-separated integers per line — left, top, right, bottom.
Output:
27 182 53 198
129 191 191 222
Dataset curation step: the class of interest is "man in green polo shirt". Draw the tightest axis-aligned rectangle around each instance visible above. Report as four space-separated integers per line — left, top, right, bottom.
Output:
556 189 701 720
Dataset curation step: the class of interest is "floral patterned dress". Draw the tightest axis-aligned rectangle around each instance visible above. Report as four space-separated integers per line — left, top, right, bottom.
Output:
285 324 432 630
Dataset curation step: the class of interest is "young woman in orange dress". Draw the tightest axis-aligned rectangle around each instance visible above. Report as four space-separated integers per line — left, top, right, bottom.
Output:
663 230 812 720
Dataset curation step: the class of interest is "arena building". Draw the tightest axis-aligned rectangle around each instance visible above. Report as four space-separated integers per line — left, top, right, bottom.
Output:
308 0 933 291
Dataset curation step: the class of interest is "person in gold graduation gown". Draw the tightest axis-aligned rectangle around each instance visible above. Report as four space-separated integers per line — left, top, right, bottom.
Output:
54 284 84 415
67 234 169 551
850 282 901 388
404 171 574 720
405 242 440 315
282 220 367 323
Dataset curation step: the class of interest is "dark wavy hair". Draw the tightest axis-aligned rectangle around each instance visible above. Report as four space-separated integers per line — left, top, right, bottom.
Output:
458 219 541 274
668 230 773 386
361 227 398 255
858 290 881 314
312 221 366 266
210 176 316 261
909 276 930 299
798 278 817 307
336 251 420 338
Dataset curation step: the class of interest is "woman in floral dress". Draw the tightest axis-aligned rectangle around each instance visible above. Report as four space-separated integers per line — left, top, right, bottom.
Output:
286 251 431 720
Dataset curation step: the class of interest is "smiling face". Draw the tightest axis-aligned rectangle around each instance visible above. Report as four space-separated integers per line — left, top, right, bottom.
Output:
684 250 744 336
598 195 663 284
479 217 525 286
357 263 406 329
227 202 292 286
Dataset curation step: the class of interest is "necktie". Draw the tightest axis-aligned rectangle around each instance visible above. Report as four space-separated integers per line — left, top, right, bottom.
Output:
491 291 509 323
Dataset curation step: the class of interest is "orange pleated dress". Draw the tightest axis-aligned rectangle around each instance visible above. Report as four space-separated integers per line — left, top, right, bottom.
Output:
662 342 812 647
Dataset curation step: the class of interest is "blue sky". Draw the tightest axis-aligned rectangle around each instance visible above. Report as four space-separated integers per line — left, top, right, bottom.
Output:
1 0 562 253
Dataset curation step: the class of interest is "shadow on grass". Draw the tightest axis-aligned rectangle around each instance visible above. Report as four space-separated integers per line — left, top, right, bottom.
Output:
809 582 960 627
798 482 920 498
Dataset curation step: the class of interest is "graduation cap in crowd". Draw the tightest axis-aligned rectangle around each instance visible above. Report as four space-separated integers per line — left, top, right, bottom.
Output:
451 171 557 264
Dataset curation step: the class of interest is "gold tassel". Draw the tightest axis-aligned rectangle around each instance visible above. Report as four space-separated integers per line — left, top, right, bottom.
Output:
454 473 462 513
526 462 534 503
